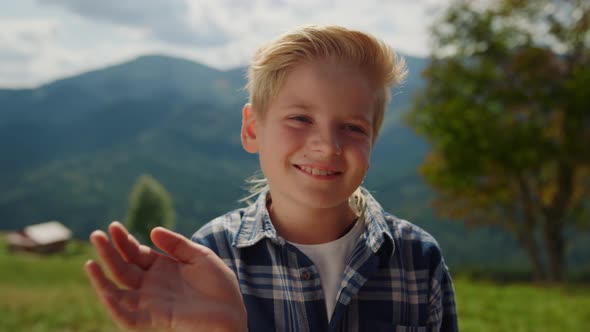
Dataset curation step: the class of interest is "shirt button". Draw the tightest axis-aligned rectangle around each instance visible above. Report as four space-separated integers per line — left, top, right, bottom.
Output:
301 270 311 281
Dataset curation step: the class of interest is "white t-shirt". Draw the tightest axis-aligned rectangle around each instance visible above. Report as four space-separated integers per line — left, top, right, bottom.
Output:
289 217 365 321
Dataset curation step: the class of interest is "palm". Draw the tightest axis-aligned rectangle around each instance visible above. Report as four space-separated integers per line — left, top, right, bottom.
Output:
138 252 241 330
85 222 246 332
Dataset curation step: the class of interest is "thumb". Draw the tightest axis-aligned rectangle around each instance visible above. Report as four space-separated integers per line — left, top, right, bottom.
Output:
150 227 210 264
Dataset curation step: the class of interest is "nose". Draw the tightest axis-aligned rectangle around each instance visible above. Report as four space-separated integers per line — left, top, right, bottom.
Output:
309 127 342 156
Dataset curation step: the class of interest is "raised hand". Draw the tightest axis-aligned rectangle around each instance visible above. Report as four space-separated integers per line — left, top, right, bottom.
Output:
85 222 247 332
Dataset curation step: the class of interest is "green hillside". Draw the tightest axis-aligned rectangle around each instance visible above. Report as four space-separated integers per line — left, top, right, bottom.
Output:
1 238 588 331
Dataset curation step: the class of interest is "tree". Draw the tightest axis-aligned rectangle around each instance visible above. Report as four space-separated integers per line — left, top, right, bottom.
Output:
126 174 175 247
408 0 589 282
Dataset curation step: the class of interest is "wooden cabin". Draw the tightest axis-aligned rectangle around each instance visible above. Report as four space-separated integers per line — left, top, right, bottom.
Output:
6 221 72 254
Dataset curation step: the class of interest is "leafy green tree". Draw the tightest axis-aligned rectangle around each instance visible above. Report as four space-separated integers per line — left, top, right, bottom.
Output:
408 0 589 282
126 174 175 246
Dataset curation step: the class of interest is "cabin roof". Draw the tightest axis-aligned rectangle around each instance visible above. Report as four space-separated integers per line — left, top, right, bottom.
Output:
22 221 72 245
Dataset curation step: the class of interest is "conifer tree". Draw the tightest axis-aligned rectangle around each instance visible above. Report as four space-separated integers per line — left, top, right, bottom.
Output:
126 174 175 246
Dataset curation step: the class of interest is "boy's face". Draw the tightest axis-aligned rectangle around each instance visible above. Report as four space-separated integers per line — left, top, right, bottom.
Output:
241 61 375 211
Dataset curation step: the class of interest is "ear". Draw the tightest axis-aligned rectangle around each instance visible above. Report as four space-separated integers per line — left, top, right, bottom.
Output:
241 103 259 154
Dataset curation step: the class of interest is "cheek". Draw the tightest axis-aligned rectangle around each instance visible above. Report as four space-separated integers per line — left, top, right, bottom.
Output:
273 127 307 148
351 142 372 169
348 138 371 157
258 127 301 160
361 148 372 166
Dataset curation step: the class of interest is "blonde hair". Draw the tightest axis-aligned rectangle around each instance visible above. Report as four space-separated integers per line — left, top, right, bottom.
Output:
246 24 407 140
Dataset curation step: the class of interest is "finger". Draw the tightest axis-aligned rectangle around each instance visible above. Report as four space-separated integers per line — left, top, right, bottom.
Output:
90 230 143 289
85 261 151 330
150 227 210 264
85 260 141 310
109 221 159 270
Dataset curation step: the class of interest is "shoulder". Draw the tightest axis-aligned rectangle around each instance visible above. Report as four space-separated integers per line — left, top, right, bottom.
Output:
191 208 245 250
382 214 458 330
384 212 440 247
361 188 445 267
382 212 445 270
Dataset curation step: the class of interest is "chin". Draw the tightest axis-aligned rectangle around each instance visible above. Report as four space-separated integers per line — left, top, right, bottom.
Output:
295 189 353 209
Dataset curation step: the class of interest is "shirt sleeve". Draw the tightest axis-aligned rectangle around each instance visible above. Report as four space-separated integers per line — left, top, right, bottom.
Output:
428 261 459 331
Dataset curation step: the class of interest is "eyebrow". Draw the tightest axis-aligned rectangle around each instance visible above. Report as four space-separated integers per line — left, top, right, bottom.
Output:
281 99 314 111
292 103 313 111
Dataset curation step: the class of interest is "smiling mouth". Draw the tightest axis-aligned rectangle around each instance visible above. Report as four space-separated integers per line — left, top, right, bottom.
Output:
295 165 342 176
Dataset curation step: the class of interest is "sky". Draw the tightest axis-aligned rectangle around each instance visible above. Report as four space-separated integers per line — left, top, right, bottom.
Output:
0 0 449 88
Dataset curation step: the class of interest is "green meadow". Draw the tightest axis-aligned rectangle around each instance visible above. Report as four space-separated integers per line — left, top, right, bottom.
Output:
1 238 589 332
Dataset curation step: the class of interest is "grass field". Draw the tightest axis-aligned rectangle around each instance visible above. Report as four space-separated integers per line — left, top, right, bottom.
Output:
1 238 589 331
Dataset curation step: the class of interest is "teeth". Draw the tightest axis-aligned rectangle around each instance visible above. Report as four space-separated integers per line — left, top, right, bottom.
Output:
301 166 337 176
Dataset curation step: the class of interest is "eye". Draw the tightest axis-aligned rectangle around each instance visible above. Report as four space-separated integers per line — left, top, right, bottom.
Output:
289 115 312 123
344 124 367 135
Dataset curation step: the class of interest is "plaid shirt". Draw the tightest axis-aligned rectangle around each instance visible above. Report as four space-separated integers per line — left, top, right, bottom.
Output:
192 188 458 332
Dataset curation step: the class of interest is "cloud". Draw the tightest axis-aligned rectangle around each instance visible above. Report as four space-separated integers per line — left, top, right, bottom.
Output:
37 0 442 55
167 0 445 73
0 18 59 59
0 18 61 86
0 16 158 88
1 0 449 87
182 0 443 57
39 0 230 46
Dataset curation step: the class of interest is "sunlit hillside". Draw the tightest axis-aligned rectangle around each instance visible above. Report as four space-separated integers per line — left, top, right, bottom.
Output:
1 237 588 331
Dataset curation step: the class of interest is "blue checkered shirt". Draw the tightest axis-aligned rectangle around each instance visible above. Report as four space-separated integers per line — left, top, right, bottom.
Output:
192 188 458 331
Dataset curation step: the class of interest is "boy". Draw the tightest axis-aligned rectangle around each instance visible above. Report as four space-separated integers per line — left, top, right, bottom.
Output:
86 25 458 331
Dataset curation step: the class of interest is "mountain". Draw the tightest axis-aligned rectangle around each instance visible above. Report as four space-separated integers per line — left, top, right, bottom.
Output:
1 54 587 271
0 55 253 237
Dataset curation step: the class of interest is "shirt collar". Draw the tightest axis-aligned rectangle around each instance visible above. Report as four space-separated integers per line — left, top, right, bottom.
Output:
233 190 284 248
359 187 395 256
233 187 395 256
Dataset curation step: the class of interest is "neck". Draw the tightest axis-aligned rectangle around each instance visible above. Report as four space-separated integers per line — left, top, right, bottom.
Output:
267 194 357 245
